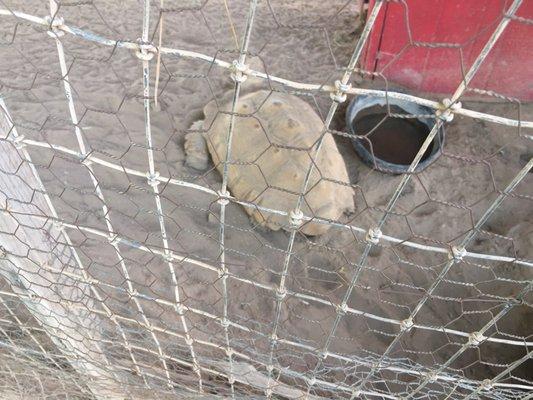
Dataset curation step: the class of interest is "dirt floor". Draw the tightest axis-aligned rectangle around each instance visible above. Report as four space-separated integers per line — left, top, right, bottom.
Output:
0 0 532 399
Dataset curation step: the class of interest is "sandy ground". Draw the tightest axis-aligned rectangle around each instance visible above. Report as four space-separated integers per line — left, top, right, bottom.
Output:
0 0 532 399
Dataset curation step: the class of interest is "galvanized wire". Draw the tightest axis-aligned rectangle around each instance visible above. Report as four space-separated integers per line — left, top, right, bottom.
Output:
0 1 531 399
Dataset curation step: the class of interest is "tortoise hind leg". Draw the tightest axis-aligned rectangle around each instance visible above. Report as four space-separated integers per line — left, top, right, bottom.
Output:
184 120 210 170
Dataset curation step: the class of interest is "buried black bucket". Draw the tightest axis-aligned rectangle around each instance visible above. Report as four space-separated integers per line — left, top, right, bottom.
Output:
346 93 445 174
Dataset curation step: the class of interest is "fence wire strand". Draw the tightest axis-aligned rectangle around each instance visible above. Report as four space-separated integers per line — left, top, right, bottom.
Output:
0 0 531 399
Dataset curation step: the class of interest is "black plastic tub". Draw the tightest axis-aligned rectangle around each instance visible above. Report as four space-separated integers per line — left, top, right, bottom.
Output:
346 93 445 174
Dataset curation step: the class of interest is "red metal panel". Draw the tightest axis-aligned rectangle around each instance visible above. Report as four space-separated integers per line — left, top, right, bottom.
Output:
364 0 533 101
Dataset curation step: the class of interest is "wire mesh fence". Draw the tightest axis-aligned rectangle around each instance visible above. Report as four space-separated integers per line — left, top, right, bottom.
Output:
0 0 531 399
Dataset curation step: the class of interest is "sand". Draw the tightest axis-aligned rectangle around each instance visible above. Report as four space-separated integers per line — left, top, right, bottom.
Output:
0 0 531 398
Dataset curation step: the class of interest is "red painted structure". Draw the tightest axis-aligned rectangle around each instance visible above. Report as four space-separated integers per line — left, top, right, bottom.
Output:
363 0 533 101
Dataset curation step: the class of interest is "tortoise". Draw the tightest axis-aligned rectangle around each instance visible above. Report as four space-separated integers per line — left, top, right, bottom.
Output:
184 78 354 236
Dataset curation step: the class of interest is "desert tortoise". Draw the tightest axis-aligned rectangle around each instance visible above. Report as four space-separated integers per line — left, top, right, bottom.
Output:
185 89 354 236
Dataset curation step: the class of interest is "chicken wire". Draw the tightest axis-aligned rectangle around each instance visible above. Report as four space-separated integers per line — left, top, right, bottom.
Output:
0 0 531 399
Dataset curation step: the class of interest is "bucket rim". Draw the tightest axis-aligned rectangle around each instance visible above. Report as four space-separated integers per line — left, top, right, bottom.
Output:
345 92 445 174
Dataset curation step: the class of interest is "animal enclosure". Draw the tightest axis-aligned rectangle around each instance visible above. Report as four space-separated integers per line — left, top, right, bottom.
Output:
0 0 532 399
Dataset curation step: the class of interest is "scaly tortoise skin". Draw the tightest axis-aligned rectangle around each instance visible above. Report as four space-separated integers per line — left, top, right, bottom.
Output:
185 90 354 235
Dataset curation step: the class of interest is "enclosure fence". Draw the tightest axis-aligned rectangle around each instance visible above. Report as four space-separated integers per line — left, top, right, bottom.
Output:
0 0 531 399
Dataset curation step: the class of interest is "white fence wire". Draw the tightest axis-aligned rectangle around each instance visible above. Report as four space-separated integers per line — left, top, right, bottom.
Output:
0 0 531 399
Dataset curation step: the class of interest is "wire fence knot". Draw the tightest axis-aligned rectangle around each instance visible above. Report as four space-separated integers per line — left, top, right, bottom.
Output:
337 302 348 316
176 304 185 316
425 371 438 383
80 152 93 167
164 252 173 263
467 331 486 347
146 172 161 187
11 134 26 149
449 246 467 261
506 298 522 308
45 16 65 38
135 40 156 61
217 267 228 279
366 227 382 244
481 379 494 391
275 288 287 301
400 317 414 332
217 190 230 206
52 219 64 231
230 60 250 83
289 209 303 228
107 233 120 246
330 80 351 103
436 98 462 122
